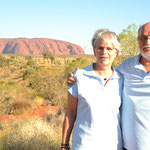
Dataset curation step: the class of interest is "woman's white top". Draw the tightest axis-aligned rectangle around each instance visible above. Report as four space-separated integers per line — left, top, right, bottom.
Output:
67 63 123 150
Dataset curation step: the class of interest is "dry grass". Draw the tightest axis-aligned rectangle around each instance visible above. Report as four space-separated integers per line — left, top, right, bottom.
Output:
0 54 129 150
0 116 62 150
0 87 41 116
6 95 43 115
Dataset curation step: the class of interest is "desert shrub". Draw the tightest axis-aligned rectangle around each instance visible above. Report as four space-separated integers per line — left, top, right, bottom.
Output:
113 55 130 68
6 96 37 115
19 65 27 69
26 60 36 66
11 67 16 73
10 55 16 59
22 68 35 80
0 80 17 90
0 118 60 150
22 63 40 80
7 80 16 86
0 91 13 115
42 51 55 64
44 109 63 128
64 57 91 78
55 60 62 65
0 55 9 68
0 81 5 85
25 55 33 61
8 55 17 63
0 95 33 115
28 67 66 106
34 96 44 106
0 84 38 115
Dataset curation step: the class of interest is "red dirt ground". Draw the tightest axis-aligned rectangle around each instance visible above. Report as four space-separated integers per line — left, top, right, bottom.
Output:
0 103 60 123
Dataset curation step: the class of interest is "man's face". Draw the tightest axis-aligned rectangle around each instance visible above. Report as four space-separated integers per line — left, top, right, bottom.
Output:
138 23 150 61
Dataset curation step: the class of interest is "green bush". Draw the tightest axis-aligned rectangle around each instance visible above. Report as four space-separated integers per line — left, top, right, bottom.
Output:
0 81 5 85
22 68 35 80
11 67 16 73
7 81 16 86
0 80 17 90
64 57 91 78
26 60 36 66
28 68 66 106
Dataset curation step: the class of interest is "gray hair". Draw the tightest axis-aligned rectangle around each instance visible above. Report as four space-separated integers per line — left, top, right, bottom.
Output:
91 29 121 51
138 22 150 38
138 24 144 38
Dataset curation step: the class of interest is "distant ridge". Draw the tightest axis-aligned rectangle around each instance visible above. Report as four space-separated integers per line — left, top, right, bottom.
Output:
0 38 85 55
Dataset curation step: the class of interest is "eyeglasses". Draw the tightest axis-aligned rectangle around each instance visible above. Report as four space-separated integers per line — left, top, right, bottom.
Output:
95 46 117 52
139 36 150 42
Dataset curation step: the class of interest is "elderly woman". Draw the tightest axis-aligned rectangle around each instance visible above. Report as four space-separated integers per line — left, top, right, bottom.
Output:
61 29 123 150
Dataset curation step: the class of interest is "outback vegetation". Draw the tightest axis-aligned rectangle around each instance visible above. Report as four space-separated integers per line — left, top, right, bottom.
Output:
0 24 139 150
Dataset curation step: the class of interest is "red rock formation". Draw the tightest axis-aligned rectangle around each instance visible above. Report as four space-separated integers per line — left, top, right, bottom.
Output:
0 38 85 55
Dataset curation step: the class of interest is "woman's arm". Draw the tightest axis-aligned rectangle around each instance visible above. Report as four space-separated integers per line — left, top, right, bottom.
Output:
62 92 78 149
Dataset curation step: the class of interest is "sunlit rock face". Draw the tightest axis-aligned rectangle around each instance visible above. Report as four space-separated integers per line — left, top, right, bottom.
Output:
0 38 85 55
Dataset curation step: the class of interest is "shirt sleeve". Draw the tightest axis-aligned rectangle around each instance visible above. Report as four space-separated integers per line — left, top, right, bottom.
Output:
67 83 78 98
116 60 126 74
67 71 78 98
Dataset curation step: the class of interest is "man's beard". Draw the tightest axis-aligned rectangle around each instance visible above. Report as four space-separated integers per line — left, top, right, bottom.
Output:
140 45 150 61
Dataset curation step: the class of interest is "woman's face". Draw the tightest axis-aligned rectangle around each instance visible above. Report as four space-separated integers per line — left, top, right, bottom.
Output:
94 38 118 68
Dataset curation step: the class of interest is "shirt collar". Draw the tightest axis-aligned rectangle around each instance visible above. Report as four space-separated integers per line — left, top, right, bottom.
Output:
134 54 146 71
83 63 120 79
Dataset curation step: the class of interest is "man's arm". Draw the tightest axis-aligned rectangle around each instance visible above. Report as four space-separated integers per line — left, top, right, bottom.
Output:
67 67 79 86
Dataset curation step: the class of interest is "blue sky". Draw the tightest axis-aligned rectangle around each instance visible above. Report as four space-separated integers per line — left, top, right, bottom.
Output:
0 0 149 54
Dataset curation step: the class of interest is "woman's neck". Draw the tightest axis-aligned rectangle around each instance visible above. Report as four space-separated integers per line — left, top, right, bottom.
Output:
93 63 112 74
93 63 113 80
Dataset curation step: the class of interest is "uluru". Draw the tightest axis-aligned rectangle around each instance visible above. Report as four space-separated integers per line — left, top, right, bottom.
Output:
0 38 85 55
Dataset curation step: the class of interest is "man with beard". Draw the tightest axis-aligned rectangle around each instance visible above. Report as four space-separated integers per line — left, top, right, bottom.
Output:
117 22 150 150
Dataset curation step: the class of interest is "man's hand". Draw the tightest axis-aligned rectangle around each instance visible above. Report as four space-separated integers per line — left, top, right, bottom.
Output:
67 66 79 86
67 72 76 86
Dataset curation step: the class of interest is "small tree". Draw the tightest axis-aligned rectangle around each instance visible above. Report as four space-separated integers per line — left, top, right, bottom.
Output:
49 54 55 64
119 24 139 56
42 51 55 64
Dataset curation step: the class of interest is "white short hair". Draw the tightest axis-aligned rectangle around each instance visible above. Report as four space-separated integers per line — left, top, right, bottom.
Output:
91 29 121 51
